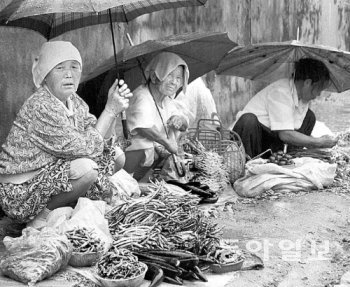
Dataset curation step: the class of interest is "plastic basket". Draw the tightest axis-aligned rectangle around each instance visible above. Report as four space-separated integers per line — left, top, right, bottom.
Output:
185 119 246 183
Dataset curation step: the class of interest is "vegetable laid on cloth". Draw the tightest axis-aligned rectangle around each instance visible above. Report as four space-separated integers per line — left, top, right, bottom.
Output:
234 157 337 197
267 150 294 166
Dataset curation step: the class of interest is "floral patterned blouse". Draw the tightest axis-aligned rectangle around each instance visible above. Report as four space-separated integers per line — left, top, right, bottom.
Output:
0 87 104 174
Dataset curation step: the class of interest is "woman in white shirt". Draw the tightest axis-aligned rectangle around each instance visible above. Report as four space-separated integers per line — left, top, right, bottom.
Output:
124 52 189 180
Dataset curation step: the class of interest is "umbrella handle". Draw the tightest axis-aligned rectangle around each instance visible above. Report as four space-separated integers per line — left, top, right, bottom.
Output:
121 111 128 139
172 154 186 177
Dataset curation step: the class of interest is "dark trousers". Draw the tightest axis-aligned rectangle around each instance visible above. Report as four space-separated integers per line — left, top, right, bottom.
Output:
232 110 316 158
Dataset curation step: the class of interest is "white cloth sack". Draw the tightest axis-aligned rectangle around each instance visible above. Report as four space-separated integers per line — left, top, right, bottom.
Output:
46 198 113 252
234 157 337 198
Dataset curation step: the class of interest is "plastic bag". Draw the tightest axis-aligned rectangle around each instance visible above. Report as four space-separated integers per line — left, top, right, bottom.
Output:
46 197 113 252
109 168 141 201
0 227 72 285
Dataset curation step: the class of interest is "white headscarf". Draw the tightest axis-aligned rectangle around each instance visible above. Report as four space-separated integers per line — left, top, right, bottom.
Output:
32 41 82 88
144 52 189 93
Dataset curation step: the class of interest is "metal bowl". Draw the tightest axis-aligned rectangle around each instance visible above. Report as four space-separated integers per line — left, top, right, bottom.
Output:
211 259 244 274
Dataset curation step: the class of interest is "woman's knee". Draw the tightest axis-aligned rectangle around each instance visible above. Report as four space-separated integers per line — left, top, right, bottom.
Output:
124 150 146 173
114 147 125 173
234 113 259 131
69 158 98 180
70 168 98 198
306 109 316 126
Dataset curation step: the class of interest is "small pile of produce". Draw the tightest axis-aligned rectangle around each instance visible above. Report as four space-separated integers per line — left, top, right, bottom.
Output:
288 148 334 162
184 138 229 192
65 227 103 253
267 150 294 166
335 129 350 147
332 129 350 162
328 130 350 192
192 151 229 192
96 247 146 280
209 245 245 265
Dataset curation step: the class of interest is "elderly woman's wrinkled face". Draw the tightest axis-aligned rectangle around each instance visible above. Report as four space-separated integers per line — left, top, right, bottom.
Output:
156 66 184 97
45 60 82 102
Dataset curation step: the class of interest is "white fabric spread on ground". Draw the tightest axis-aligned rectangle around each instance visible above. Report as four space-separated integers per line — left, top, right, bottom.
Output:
234 157 337 198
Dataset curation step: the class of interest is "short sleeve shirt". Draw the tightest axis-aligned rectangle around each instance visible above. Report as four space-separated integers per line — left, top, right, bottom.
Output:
236 78 309 131
126 84 186 151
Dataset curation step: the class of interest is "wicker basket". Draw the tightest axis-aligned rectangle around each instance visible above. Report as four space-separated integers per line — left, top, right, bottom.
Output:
185 119 246 183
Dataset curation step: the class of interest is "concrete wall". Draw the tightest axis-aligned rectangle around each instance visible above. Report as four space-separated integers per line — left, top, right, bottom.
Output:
1 0 350 145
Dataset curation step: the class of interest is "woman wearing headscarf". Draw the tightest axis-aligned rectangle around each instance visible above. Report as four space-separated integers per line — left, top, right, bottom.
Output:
0 41 132 228
123 52 190 180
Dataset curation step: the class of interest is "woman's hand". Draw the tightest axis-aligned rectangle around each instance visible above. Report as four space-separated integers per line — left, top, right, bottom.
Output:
105 79 133 116
101 187 113 204
165 139 178 154
167 115 188 132
318 135 338 148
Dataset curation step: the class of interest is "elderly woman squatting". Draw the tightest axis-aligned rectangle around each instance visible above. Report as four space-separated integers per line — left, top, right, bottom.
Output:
0 41 132 227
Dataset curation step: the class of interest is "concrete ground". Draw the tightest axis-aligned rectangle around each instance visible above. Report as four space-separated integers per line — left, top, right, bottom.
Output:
210 189 350 287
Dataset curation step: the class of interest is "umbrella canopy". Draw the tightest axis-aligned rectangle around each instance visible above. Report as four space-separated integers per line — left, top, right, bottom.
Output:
0 0 207 39
216 40 350 93
82 31 237 87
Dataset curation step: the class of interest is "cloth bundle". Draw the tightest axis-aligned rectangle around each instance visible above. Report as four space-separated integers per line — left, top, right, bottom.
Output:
234 157 337 198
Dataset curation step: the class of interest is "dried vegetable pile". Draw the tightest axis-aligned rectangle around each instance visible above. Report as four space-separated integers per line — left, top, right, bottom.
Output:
329 130 350 192
184 138 229 192
106 180 222 256
66 227 103 253
96 247 146 280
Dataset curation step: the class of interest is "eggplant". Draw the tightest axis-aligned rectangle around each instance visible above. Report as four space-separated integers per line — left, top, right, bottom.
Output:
164 276 183 286
178 257 199 269
144 249 196 259
144 263 164 287
140 260 182 278
133 251 180 267
192 266 208 282
180 270 199 280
